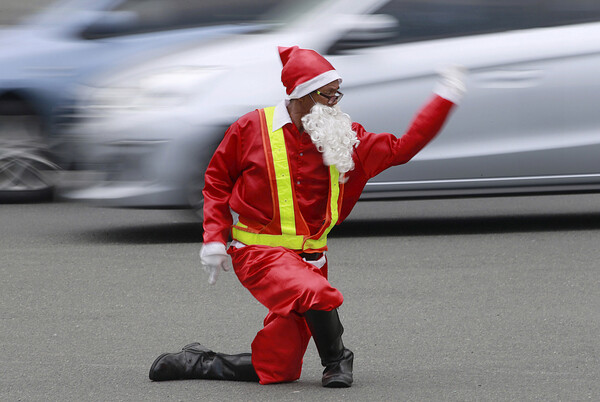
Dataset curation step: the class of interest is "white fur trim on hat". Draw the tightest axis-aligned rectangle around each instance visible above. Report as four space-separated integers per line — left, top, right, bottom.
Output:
288 70 342 99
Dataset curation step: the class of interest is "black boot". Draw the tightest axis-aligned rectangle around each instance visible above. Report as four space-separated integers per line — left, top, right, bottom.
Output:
304 309 354 388
149 343 259 382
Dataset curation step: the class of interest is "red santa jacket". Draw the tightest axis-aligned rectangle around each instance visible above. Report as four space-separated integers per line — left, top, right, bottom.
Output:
202 94 455 245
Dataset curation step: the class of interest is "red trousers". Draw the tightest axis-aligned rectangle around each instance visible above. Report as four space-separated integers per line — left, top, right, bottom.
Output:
229 245 344 384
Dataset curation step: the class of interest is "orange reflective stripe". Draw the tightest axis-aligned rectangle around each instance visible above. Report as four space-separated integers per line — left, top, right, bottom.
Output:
257 107 280 232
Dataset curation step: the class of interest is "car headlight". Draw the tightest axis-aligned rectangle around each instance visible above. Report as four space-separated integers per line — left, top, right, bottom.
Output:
84 66 225 114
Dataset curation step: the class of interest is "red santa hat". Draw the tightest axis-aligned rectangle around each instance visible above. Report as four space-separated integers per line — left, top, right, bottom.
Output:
278 46 342 99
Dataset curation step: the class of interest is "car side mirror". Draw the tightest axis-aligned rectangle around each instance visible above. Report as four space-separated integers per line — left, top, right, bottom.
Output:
328 14 399 54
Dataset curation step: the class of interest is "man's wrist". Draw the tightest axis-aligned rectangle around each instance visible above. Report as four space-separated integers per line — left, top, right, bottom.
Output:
434 83 464 105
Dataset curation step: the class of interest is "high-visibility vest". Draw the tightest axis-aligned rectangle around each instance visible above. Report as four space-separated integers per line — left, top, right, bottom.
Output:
231 106 343 251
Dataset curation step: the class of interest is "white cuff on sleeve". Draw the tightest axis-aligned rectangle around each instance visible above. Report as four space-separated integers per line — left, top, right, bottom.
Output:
433 65 467 105
434 83 464 105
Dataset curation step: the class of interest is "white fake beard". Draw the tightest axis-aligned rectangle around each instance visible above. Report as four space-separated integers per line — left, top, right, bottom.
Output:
301 103 359 180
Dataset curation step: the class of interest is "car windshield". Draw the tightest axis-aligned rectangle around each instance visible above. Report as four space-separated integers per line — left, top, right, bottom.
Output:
23 0 324 33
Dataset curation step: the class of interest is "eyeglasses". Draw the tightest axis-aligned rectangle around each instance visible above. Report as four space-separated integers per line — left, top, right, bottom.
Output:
315 90 344 105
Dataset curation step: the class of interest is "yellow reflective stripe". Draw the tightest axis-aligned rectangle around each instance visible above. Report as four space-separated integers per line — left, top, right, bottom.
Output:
303 166 339 250
329 166 340 226
264 107 296 236
303 237 326 249
232 226 306 249
327 165 340 232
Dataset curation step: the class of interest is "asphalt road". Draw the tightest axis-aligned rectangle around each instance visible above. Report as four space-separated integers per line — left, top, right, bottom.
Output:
2 195 599 401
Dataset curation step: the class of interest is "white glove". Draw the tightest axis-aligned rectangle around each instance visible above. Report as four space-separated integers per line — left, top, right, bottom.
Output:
434 65 467 105
200 242 230 285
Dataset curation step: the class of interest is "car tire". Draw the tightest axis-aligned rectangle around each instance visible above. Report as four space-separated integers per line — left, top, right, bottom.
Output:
0 98 59 203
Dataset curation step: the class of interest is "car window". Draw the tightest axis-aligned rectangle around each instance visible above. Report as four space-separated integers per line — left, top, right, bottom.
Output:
80 0 317 39
329 0 600 53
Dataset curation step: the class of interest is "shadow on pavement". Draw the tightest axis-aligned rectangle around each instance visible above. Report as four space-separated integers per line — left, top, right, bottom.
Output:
332 212 600 238
77 222 204 245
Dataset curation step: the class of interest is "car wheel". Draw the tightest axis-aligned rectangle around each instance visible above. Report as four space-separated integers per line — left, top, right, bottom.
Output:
0 98 60 202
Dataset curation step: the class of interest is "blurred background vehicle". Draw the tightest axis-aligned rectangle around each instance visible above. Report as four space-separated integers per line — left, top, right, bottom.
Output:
0 0 275 202
62 0 600 219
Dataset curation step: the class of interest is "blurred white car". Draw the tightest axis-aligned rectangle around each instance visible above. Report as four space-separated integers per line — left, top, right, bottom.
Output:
0 0 272 202
63 0 600 217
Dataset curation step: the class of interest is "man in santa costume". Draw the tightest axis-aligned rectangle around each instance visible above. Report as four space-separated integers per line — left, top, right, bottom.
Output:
149 46 466 388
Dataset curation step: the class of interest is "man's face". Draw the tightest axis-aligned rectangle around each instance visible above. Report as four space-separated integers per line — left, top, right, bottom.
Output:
298 80 341 115
311 81 342 107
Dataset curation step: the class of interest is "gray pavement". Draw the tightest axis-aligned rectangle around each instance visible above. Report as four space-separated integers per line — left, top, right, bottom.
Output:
1 195 600 401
